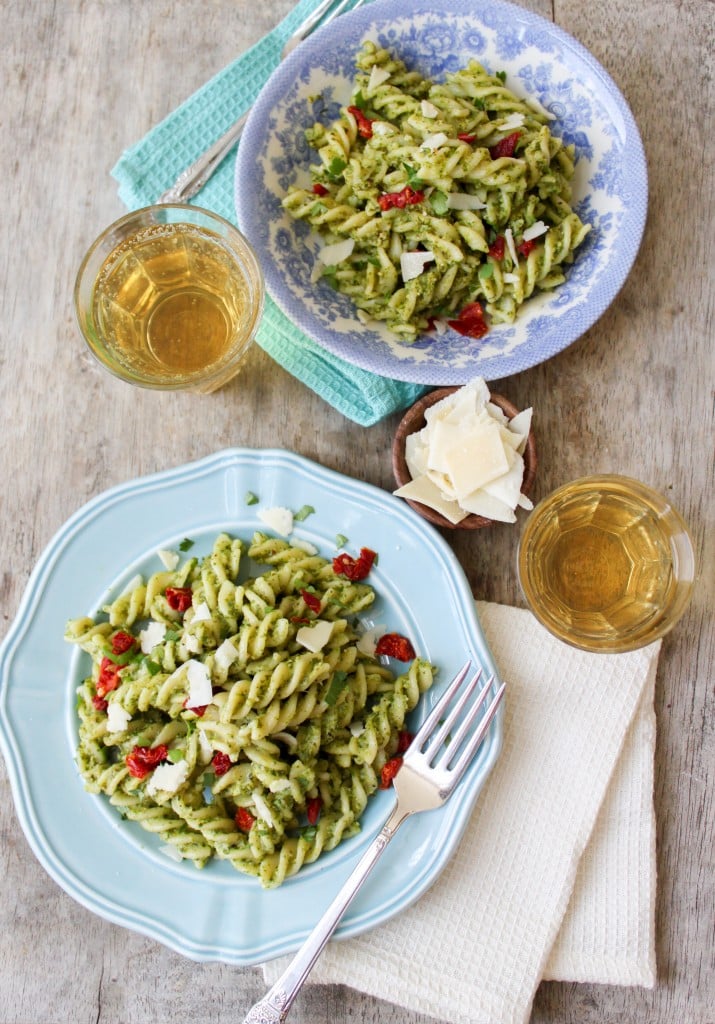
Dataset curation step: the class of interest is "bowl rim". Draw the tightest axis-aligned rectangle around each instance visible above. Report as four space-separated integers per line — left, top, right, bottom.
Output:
391 385 537 530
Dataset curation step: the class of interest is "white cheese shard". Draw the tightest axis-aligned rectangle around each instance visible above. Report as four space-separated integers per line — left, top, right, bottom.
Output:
504 227 519 266
106 702 131 733
197 728 214 764
318 238 354 265
371 120 397 137
191 601 212 623
394 376 533 524
158 549 180 570
400 250 435 282
214 638 239 674
420 99 440 118
146 760 190 797
368 65 391 90
139 620 166 654
497 112 525 132
421 132 449 150
446 192 487 211
296 619 334 653
356 624 386 657
522 220 548 242
185 659 213 709
257 506 294 536
252 791 276 829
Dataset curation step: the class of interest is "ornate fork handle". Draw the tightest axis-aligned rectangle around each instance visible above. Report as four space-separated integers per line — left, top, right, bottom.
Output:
242 803 408 1024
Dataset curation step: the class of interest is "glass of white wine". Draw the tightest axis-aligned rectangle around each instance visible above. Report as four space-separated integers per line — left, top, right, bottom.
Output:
517 475 696 653
75 205 264 392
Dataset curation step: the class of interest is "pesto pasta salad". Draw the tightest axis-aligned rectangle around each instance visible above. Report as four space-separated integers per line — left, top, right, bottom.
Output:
66 532 434 888
282 40 590 342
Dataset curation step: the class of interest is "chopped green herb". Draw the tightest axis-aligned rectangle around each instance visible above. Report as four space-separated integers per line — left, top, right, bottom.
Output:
179 538 194 552
324 670 349 706
479 262 495 280
496 70 507 83
245 491 259 506
352 89 368 111
167 748 184 763
327 156 347 180
301 825 318 842
144 659 161 676
294 504 315 522
335 533 349 549
403 162 424 188
429 190 449 216
164 629 181 642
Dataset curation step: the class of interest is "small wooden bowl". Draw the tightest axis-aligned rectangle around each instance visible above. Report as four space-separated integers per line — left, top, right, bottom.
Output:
392 386 538 530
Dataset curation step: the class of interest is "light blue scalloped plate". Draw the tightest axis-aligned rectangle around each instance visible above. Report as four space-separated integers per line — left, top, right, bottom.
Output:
0 449 503 964
236 0 647 384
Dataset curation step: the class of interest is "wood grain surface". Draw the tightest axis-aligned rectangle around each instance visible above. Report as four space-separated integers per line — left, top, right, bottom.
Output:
1 2 712 1022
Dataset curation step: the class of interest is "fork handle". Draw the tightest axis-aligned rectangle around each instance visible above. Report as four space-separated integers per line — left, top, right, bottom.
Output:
243 802 409 1024
158 110 249 204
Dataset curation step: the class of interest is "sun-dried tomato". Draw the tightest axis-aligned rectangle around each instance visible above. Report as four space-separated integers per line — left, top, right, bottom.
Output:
165 586 193 612
458 132 477 143
306 797 322 825
96 657 122 697
235 806 256 833
332 547 377 581
489 131 520 159
347 105 374 139
111 630 136 655
396 730 414 754
300 589 322 614
92 695 109 712
517 238 537 258
488 235 505 260
211 751 232 776
378 186 425 211
126 744 168 779
447 301 489 339
312 183 329 196
374 633 416 662
380 756 403 789
183 698 208 717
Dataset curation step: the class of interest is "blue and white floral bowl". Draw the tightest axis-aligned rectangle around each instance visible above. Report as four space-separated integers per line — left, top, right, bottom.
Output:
235 0 647 385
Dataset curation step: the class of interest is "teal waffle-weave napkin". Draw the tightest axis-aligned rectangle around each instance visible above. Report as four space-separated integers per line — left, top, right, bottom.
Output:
111 0 427 426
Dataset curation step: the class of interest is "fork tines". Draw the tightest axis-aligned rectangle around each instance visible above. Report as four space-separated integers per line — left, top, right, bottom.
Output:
412 661 505 783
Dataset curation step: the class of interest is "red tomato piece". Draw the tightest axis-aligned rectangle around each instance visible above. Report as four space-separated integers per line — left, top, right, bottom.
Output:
396 730 414 754
92 695 109 712
126 744 168 779
489 131 520 159
380 756 403 789
111 630 136 655
347 105 374 138
374 633 416 662
458 132 477 143
300 589 322 614
517 238 537 258
332 547 376 581
377 185 425 211
235 807 256 833
165 586 193 612
183 699 208 717
211 751 232 776
488 235 505 260
96 657 122 697
306 797 322 825
447 301 489 339
312 183 329 196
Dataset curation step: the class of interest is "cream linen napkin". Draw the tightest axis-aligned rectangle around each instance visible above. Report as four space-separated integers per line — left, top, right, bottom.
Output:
263 601 659 1024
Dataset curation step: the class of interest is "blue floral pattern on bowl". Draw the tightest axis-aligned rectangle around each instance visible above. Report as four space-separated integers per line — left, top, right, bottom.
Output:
236 0 647 385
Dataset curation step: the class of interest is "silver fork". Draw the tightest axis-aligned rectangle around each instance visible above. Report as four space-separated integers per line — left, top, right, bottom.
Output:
242 661 505 1024
159 0 367 204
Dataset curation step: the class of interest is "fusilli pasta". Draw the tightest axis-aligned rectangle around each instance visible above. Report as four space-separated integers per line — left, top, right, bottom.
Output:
67 532 434 887
282 41 590 341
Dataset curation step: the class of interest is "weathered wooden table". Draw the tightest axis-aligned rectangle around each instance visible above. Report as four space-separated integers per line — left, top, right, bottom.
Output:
1 2 712 1022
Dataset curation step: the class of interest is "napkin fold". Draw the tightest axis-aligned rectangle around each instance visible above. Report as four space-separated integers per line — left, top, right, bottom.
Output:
111 0 427 426
263 602 659 1024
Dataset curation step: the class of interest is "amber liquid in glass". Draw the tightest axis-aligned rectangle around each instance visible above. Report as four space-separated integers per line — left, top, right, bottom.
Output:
92 223 250 383
519 477 694 651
